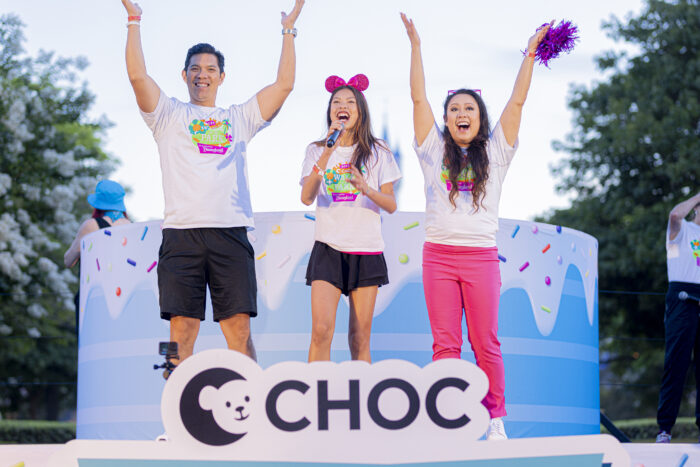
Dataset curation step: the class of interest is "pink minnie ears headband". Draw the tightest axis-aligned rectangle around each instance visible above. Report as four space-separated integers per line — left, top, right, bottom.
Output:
325 74 369 93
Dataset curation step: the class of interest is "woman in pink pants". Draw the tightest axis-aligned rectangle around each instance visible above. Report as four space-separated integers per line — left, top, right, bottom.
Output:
401 13 551 440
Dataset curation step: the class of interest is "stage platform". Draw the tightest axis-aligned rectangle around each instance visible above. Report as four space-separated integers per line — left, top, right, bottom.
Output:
1 442 697 466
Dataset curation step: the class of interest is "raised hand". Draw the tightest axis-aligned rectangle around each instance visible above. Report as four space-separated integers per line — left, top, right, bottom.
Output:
348 165 369 195
281 0 305 29
400 12 420 47
527 20 554 54
121 0 142 16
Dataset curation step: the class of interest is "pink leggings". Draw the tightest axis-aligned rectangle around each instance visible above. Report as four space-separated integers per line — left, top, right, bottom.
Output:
422 241 506 418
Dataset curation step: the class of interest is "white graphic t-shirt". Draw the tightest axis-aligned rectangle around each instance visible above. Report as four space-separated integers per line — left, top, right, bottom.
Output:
141 90 269 229
667 219 700 284
300 143 401 253
413 122 517 247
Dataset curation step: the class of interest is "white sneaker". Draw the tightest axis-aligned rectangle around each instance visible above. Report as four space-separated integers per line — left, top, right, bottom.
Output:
156 432 169 442
486 417 508 440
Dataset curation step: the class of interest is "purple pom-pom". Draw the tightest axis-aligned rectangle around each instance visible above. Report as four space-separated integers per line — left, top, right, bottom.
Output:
529 20 579 68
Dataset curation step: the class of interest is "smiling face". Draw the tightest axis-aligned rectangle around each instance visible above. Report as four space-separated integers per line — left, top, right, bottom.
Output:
182 53 224 107
329 88 360 132
444 93 481 147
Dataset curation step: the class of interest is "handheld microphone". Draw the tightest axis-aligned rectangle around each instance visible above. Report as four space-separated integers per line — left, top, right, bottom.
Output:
678 291 700 303
326 123 344 148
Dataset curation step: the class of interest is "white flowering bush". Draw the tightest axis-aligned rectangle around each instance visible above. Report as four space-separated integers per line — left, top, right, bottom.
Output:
0 14 118 419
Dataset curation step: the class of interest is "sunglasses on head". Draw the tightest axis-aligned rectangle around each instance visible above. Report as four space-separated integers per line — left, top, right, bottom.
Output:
447 89 482 96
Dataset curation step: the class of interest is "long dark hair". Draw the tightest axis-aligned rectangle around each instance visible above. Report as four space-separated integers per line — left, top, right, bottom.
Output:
92 209 129 221
315 85 387 172
442 89 490 210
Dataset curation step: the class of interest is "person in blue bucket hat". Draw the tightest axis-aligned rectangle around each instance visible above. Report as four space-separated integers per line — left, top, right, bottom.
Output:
65 180 131 268
65 180 131 331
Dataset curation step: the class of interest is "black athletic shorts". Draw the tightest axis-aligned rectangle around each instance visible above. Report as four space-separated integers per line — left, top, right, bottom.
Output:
305 241 389 296
158 227 257 321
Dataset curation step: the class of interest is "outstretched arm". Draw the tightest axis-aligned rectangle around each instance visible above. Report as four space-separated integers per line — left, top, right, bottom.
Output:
400 13 434 146
669 192 700 241
499 21 552 147
122 0 160 113
257 0 305 122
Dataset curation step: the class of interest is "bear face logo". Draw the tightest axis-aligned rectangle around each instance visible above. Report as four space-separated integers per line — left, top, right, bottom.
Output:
179 367 251 446
199 379 252 434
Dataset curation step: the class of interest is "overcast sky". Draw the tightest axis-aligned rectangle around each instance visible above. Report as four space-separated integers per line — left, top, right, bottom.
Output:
4 0 644 223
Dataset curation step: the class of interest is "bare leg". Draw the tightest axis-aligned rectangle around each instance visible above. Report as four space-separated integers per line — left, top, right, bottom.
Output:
219 313 255 360
308 280 342 362
348 286 378 362
170 316 201 365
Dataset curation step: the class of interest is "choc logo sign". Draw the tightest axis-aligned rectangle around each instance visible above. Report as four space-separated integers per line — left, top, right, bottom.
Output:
161 350 490 450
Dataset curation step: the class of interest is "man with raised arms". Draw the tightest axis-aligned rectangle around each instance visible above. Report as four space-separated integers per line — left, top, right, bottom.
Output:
121 0 304 369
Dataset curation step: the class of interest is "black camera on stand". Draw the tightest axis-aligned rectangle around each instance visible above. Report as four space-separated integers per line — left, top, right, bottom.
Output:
154 341 179 380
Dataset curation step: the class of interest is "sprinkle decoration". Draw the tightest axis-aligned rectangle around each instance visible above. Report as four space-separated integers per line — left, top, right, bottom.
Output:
277 255 291 269
127 258 136 267
399 254 409 264
147 261 157 273
272 225 281 234
530 19 579 68
140 226 148 241
557 255 562 265
542 244 550 253
498 254 507 263
519 261 530 272
88 242 93 252
556 225 562 234
511 225 520 238
304 213 316 221
104 230 111 236
116 287 121 297
545 276 551 286
531 225 538 234
403 221 419 230
256 251 267 260
122 237 127 246
96 258 100 271
541 306 551 313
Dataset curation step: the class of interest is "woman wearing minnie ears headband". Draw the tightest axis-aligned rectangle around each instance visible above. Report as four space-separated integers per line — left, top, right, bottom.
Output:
300 75 402 363
400 13 551 440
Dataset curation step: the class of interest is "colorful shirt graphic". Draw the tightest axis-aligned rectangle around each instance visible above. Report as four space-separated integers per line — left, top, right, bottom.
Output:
188 118 233 155
691 238 700 265
440 162 475 192
324 162 366 202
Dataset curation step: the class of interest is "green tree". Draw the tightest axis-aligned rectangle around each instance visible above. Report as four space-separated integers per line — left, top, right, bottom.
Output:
542 0 700 420
0 14 117 419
